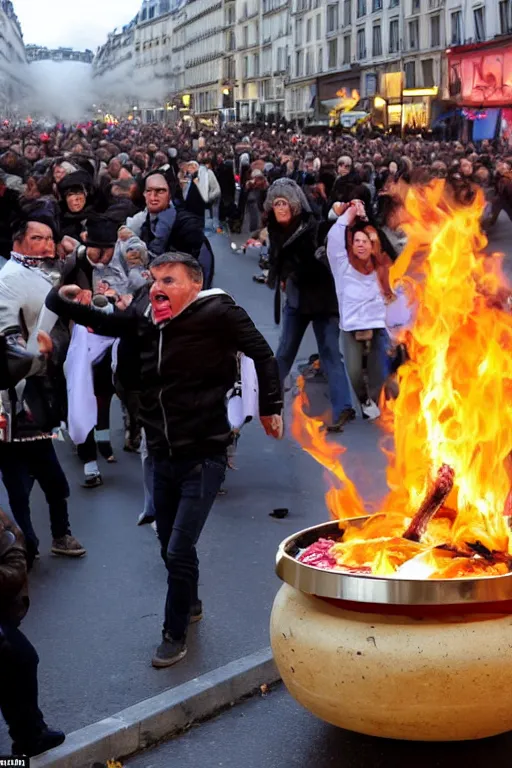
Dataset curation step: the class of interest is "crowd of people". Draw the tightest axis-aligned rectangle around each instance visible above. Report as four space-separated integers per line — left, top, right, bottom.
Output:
0 118 510 758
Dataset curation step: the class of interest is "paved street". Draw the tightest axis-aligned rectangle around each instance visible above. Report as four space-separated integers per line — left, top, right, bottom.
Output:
0 216 510 755
126 683 512 768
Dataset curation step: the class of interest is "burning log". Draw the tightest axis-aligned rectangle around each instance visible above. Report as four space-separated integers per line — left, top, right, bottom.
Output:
403 464 455 543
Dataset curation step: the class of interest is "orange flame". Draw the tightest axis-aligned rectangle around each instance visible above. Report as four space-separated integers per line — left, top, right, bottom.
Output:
291 375 365 520
293 181 512 577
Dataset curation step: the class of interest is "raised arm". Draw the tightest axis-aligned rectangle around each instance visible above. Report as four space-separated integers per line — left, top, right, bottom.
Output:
45 286 138 338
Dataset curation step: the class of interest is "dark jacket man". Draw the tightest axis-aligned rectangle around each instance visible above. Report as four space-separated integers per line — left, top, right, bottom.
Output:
46 251 282 671
47 272 281 459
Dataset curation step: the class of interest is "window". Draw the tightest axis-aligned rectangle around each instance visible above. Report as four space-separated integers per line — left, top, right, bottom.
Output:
296 50 304 76
148 6 155 18
327 3 339 32
243 26 248 46
431 14 440 46
372 24 382 55
343 33 351 61
422 58 434 87
243 55 249 77
226 4 236 24
372 0 382 9
389 0 399 8
277 46 286 70
225 57 236 79
389 18 399 51
253 52 260 75
408 18 419 49
474 7 485 41
357 0 366 17
404 60 415 88
306 18 312 41
318 46 323 71
296 18 303 44
316 13 322 38
344 0 352 25
357 27 366 57
451 10 462 44
328 37 338 67
500 0 511 34
412 0 420 10
306 50 312 74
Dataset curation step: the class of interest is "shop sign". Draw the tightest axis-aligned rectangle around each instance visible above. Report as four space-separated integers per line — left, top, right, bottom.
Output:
448 44 512 106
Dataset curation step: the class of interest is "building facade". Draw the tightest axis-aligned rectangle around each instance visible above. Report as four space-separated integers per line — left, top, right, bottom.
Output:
234 0 291 121
92 0 509 127
285 0 508 129
0 1 30 116
27 46 94 64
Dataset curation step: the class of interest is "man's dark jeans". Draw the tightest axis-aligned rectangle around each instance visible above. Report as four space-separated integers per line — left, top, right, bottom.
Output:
0 440 71 563
153 453 227 642
0 623 45 745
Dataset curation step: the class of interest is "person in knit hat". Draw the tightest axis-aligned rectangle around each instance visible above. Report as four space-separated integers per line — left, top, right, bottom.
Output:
265 178 354 432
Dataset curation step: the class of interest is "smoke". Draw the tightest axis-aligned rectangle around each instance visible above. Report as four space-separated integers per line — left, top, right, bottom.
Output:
20 60 96 122
15 59 173 122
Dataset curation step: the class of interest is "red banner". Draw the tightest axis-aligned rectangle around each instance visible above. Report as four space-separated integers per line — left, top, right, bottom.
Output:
448 44 512 106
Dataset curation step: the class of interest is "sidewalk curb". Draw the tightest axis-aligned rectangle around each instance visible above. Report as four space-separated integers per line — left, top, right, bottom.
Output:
31 648 279 768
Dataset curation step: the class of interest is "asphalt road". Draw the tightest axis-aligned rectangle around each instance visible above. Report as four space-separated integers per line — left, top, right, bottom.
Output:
126 683 512 768
0 215 510 753
0 226 387 753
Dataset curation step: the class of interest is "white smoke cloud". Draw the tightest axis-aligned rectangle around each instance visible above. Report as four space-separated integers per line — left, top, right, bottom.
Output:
21 61 96 122
17 60 171 122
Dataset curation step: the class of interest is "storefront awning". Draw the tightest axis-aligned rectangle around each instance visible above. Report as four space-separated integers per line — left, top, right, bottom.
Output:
321 98 341 110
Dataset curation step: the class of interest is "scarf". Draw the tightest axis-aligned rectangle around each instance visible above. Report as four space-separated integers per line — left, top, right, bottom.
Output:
11 251 47 269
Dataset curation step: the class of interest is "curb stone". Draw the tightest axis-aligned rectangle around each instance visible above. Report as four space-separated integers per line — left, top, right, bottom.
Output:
31 648 280 768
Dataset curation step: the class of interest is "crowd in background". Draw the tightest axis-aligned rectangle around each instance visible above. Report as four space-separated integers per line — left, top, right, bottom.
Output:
0 118 510 758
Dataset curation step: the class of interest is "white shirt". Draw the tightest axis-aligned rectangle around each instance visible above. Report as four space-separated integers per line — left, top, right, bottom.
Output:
327 212 386 332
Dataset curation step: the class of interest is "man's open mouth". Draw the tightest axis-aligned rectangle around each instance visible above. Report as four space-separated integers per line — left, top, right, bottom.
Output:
152 292 169 303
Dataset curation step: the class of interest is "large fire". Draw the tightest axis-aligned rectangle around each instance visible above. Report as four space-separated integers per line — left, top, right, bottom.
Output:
292 181 512 579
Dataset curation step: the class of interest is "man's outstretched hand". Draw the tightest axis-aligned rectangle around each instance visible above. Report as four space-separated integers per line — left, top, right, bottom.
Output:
59 285 92 305
260 414 284 440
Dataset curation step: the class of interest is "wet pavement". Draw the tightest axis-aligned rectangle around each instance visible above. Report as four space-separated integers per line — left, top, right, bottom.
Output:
126 683 510 768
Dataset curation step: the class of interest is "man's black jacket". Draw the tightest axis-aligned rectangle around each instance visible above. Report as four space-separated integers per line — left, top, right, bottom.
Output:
46 288 282 460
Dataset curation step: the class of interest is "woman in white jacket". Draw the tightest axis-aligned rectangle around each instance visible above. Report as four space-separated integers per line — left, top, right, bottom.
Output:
327 201 393 415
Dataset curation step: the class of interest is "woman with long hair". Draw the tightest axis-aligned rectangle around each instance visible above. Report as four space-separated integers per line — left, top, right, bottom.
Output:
327 200 393 417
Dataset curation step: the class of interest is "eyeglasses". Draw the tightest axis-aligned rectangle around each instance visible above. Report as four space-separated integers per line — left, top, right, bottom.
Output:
272 199 289 209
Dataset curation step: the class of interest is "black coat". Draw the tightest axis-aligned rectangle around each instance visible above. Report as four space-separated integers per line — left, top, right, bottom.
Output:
105 197 139 225
0 507 28 627
330 171 372 210
46 289 282 460
267 211 339 321
0 188 20 258
60 246 93 291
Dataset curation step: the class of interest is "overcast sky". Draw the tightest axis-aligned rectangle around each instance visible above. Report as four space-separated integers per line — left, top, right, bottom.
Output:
15 0 142 50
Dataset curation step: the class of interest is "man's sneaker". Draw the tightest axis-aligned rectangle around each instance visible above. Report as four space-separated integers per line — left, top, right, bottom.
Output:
51 535 86 558
326 408 356 433
83 471 103 488
137 510 156 526
12 727 65 757
190 600 203 624
152 634 187 668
